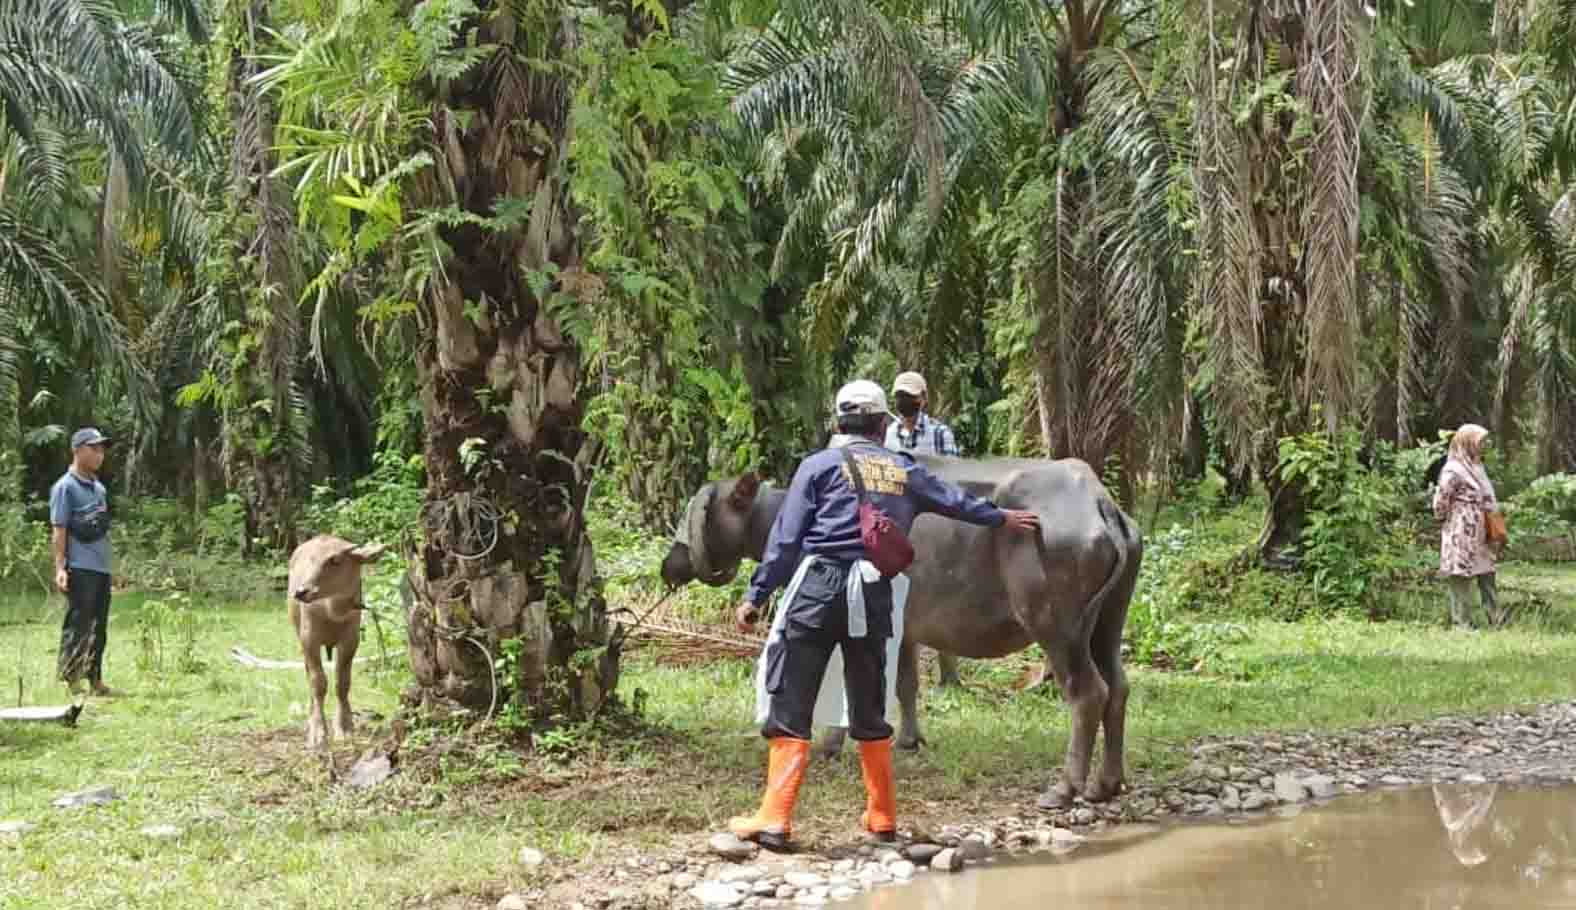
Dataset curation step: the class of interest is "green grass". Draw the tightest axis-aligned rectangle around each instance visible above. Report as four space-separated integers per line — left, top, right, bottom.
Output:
5 563 1576 909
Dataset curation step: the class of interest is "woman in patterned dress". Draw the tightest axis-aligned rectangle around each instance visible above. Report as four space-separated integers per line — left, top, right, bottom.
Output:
1431 424 1503 629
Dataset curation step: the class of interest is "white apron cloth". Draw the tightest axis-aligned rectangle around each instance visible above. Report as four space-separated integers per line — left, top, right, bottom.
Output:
752 555 908 729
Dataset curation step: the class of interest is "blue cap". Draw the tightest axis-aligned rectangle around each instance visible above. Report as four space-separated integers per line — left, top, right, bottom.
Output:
70 427 111 448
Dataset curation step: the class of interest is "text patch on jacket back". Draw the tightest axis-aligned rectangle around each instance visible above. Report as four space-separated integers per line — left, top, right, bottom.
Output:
843 452 907 495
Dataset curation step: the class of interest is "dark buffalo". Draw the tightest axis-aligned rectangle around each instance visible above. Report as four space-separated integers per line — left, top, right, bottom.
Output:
661 455 1142 807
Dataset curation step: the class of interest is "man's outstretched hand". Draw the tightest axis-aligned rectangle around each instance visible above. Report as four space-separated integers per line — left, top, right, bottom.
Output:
1001 509 1041 533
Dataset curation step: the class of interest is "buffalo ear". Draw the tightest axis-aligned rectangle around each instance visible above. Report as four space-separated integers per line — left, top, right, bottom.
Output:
728 472 761 509
350 543 388 563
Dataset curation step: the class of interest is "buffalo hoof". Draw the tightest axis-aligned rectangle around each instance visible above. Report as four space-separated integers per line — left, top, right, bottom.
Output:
896 733 925 752
814 730 849 761
1036 784 1077 811
1083 778 1124 803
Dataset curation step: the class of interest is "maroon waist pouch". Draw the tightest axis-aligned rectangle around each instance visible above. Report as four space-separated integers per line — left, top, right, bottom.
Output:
841 447 915 577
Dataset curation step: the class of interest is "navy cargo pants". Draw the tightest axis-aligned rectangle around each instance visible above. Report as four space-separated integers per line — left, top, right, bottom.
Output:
59 568 112 683
760 558 894 742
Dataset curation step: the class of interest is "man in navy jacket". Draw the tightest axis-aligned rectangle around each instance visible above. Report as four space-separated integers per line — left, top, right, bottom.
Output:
729 380 1039 849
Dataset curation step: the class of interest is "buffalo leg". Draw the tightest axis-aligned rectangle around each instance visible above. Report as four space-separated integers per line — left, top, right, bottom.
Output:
334 630 359 737
303 644 330 748
935 650 962 688
895 638 924 750
1086 604 1129 801
1036 638 1108 810
814 726 849 759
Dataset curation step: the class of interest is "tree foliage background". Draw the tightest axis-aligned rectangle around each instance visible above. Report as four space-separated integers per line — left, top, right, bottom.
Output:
1 0 1572 715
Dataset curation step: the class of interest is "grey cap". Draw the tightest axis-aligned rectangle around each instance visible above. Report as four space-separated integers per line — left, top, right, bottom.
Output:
834 380 891 416
70 427 111 448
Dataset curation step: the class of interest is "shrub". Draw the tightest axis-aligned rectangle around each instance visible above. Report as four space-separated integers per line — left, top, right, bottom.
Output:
301 448 426 546
1127 524 1249 669
1511 473 1576 524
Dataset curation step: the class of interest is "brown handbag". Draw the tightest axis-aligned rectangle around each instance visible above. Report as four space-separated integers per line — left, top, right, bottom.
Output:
1485 510 1508 547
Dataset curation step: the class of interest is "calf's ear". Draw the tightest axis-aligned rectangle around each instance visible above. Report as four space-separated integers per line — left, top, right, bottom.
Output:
350 542 388 563
728 472 761 509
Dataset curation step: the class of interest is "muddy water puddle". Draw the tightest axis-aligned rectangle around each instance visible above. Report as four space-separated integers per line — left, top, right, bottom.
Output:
852 784 1576 908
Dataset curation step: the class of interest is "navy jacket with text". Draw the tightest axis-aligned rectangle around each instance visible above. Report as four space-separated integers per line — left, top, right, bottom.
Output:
744 440 1007 607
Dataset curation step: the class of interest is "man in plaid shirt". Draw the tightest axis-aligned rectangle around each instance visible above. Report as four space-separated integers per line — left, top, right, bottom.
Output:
885 371 960 456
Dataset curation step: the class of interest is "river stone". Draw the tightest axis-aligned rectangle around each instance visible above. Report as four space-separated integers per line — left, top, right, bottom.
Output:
1241 791 1273 811
793 895 827 907
830 886 860 901
710 833 757 861
53 786 120 809
496 894 530 910
1273 773 1309 803
1381 774 1412 786
784 872 825 889
0 821 35 836
899 842 941 865
348 753 395 788
720 865 768 884
889 860 916 879
691 882 746 907
518 847 546 868
1304 775 1339 799
674 873 699 890
959 838 991 861
932 848 964 873
860 865 892 885
752 881 777 897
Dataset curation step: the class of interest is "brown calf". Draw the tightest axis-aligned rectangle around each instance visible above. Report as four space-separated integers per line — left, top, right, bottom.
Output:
286 535 387 747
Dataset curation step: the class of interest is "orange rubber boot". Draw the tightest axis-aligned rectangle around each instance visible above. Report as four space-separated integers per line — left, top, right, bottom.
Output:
729 737 811 850
859 737 897 842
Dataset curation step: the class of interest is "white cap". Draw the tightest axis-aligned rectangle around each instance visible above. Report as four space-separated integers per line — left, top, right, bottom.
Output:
892 371 927 397
834 380 891 416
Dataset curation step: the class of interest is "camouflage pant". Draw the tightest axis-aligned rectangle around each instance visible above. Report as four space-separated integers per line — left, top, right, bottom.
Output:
59 568 111 683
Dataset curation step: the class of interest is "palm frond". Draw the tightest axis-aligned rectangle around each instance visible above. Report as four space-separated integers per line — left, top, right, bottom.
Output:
0 283 18 492
1195 13 1268 474
0 202 158 429
1299 0 1366 431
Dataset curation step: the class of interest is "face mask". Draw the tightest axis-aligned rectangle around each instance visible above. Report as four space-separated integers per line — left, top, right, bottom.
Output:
894 394 921 418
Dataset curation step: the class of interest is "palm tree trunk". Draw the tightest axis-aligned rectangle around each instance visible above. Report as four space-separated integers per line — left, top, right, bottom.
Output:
403 4 615 717
1177 389 1208 483
225 0 300 553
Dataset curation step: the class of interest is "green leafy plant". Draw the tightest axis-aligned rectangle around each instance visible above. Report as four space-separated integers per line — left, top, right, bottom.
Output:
301 448 425 545
134 591 207 676
1275 431 1420 615
1127 524 1249 670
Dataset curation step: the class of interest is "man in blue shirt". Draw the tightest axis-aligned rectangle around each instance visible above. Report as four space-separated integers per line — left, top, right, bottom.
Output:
729 381 1039 849
885 371 960 456
50 427 115 697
